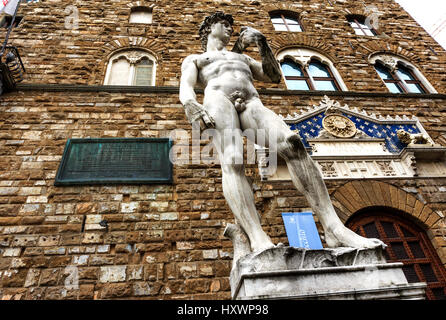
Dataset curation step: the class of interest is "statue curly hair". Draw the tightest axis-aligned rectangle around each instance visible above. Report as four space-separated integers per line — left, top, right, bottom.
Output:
199 11 234 51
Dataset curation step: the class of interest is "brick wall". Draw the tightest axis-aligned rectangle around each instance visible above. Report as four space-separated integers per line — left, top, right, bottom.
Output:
0 0 445 299
5 0 446 91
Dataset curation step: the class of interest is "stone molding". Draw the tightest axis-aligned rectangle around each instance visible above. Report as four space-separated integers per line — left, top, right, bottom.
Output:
14 84 446 99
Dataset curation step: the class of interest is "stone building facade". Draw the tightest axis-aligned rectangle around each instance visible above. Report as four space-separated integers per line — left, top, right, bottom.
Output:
0 0 445 300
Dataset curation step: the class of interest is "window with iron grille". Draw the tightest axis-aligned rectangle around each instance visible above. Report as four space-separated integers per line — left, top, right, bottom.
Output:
269 11 303 32
347 208 446 300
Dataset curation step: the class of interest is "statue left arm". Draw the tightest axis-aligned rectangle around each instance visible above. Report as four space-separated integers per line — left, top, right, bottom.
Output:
233 27 282 84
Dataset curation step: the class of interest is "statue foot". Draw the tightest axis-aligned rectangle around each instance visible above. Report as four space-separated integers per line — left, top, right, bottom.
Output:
325 224 386 249
250 239 275 253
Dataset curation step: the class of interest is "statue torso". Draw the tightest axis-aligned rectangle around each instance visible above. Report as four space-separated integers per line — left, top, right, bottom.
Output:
194 50 258 99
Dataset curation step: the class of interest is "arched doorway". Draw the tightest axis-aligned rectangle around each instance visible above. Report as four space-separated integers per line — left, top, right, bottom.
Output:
347 207 446 300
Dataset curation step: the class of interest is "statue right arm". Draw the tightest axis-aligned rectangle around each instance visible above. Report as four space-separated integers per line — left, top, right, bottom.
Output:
179 55 215 129
179 55 199 105
234 27 282 84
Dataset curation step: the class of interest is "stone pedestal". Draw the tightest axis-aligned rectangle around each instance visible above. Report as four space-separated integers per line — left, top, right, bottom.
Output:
230 246 426 300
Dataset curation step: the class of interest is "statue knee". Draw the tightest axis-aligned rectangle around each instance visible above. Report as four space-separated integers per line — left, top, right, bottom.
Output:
221 146 245 173
222 162 244 174
221 151 244 174
278 134 306 160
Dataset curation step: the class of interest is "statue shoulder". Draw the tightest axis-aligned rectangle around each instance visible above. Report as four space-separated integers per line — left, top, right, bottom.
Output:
241 53 260 66
181 54 202 70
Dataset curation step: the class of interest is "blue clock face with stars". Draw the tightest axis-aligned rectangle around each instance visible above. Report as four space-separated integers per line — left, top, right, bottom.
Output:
289 112 420 154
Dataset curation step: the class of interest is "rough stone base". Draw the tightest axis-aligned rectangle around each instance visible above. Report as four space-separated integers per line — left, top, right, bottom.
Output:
230 246 426 300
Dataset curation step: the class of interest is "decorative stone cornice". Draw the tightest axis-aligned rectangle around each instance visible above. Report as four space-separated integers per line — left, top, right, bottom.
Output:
279 95 419 124
259 96 446 182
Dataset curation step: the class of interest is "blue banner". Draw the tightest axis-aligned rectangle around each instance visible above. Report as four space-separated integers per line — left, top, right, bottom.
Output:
281 212 323 249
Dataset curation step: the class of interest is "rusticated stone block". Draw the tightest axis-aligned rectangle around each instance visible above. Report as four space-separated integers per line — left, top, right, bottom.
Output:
24 269 41 288
133 281 162 296
79 284 95 299
76 203 96 215
11 236 38 247
44 287 78 300
99 266 127 283
100 283 132 299
82 233 104 244
2 269 28 287
38 235 60 247
39 268 61 286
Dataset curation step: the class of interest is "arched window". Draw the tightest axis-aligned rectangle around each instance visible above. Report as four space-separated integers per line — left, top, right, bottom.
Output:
278 49 346 91
104 50 156 86
281 59 340 91
269 11 303 32
347 208 446 300
370 54 436 94
129 6 153 24
347 15 376 36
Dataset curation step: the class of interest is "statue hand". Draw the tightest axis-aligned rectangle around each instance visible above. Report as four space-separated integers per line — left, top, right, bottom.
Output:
239 26 266 50
184 100 216 130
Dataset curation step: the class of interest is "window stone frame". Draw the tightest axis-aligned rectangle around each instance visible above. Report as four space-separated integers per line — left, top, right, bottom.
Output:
103 49 157 86
277 48 348 91
369 53 437 94
129 6 153 24
269 10 304 32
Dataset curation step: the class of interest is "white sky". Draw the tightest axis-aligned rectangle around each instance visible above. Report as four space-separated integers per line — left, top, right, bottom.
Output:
396 0 446 49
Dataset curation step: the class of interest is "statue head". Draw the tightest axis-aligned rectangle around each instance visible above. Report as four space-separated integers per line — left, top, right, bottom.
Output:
199 11 234 51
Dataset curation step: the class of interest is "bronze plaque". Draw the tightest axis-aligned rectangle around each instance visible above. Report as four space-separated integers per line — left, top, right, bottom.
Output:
55 138 173 185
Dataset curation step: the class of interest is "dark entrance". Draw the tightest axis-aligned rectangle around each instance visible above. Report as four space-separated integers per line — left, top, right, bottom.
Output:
347 207 446 300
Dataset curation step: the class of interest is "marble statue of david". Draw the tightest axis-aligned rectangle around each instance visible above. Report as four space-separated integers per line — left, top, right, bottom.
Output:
179 12 384 252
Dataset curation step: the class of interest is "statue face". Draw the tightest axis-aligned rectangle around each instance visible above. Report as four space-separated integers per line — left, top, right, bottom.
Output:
209 20 232 44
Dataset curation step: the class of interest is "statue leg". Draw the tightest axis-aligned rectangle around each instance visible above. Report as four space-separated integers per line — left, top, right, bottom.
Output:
240 99 385 249
278 134 384 248
218 139 275 252
204 92 274 253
